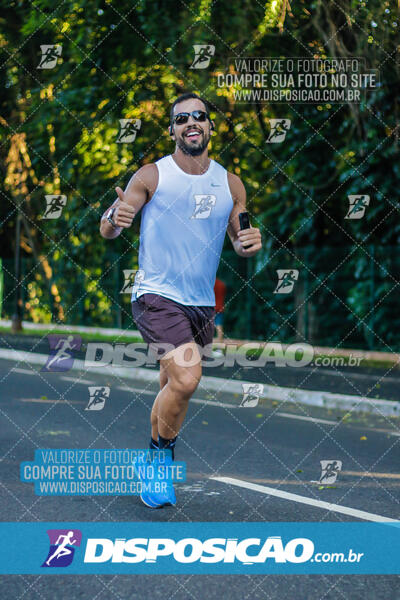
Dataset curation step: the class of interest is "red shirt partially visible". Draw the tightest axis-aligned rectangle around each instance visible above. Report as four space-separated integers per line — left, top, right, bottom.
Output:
214 278 226 314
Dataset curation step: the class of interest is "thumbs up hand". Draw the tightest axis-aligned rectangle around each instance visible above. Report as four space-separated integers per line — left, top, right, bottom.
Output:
113 186 136 228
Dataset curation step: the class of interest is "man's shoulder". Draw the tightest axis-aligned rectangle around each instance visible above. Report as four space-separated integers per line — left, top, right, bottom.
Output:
226 170 245 200
213 159 243 186
136 162 159 178
136 155 171 181
131 162 161 203
135 162 159 189
226 170 241 184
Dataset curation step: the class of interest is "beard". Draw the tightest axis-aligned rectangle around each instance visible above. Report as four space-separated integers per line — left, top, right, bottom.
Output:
176 130 210 156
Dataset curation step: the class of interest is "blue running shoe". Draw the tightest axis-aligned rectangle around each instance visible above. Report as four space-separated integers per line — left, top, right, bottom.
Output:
135 450 176 509
133 450 160 507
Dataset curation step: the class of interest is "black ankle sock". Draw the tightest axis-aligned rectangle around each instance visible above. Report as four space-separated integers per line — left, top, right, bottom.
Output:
158 434 177 460
149 437 159 450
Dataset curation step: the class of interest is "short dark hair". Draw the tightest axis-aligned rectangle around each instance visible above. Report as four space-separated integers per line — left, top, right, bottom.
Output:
169 92 211 126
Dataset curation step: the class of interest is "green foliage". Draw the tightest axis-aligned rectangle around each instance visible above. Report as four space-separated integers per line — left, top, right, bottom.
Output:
0 0 398 349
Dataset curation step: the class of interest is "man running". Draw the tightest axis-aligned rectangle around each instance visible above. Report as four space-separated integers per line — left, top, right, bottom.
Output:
100 92 262 508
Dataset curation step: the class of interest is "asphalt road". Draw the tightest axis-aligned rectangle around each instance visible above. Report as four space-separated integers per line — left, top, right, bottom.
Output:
0 353 399 599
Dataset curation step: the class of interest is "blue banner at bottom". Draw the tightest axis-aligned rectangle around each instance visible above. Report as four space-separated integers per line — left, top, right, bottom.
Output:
1 522 399 574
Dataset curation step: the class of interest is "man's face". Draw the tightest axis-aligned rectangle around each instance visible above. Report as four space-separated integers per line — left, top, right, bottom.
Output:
171 99 213 156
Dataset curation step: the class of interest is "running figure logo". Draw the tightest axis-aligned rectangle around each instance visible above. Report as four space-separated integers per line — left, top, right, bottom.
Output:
37 45 62 69
120 269 145 294
318 460 342 484
240 383 264 407
42 195 67 219
274 269 299 294
120 270 136 294
42 335 82 372
191 195 216 219
266 119 291 143
86 386 110 411
42 529 82 567
345 195 370 219
116 119 141 143
190 44 215 69
132 269 145 296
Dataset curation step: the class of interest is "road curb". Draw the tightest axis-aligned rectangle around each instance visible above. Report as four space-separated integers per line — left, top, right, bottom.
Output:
0 348 398 418
0 319 141 338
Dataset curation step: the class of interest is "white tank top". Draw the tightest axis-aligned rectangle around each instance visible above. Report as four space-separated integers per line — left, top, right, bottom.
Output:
132 154 233 306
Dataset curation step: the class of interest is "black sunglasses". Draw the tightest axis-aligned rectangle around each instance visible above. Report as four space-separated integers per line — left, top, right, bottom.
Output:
172 110 210 125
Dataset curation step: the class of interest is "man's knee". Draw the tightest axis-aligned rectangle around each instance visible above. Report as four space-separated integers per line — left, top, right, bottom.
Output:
170 369 200 396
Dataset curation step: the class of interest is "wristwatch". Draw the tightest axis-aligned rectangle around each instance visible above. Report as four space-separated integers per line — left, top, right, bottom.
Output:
106 206 118 229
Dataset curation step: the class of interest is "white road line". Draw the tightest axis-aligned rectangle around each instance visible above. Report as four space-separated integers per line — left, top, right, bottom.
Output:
276 412 337 425
275 411 400 437
10 368 37 375
20 398 83 404
371 429 400 438
211 476 397 523
295 366 400 384
60 376 94 385
117 386 154 395
191 397 240 409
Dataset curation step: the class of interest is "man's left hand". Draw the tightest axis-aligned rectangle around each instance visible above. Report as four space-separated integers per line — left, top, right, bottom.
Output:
237 227 262 256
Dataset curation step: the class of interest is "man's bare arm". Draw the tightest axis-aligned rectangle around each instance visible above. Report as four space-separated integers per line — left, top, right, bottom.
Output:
226 172 262 257
100 163 158 239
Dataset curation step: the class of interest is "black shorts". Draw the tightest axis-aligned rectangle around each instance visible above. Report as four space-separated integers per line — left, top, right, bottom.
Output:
131 293 215 357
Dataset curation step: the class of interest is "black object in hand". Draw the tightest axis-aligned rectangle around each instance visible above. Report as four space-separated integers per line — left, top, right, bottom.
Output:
239 211 250 230
238 212 252 248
